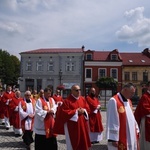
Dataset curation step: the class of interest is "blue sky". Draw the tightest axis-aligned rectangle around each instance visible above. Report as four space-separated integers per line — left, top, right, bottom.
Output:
0 0 150 59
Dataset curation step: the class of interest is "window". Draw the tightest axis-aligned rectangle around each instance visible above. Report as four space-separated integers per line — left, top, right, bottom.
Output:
66 62 75 71
111 54 118 60
143 71 148 82
86 54 92 60
129 60 133 62
99 69 106 78
36 61 43 71
48 62 54 71
132 72 137 81
26 62 32 71
124 72 130 81
111 68 117 79
85 68 92 78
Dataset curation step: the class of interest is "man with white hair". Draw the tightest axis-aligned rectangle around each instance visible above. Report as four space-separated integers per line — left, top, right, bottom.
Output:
19 90 36 150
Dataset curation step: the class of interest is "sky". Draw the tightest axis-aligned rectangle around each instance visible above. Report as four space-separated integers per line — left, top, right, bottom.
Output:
0 0 150 59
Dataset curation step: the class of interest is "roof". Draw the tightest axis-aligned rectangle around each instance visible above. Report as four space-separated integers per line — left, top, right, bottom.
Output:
85 50 150 66
121 53 150 66
20 48 84 54
93 51 110 60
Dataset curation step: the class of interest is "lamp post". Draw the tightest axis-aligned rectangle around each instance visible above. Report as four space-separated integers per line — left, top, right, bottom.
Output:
59 69 63 84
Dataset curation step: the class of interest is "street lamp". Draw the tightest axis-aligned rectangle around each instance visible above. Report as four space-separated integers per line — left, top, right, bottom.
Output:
59 69 63 84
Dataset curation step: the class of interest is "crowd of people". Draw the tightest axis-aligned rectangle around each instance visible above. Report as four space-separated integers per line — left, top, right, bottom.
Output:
0 81 150 150
0 84 103 150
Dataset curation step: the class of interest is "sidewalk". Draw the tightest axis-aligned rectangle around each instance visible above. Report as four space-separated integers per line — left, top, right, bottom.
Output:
0 111 107 150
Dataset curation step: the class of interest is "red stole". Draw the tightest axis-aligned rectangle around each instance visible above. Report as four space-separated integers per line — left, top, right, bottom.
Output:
40 97 55 138
21 99 35 132
114 94 139 150
113 94 127 150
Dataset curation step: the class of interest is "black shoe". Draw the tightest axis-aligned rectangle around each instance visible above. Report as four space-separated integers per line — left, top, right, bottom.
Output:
6 127 9 130
95 141 99 143
15 134 22 137
91 141 99 144
2 123 5 125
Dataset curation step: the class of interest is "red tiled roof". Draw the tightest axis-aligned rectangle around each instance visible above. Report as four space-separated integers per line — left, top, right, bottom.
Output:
120 53 150 66
20 48 84 54
93 51 110 60
86 50 150 66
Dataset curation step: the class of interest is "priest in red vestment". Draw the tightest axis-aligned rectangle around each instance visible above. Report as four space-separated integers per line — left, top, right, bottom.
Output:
0 89 5 125
19 90 35 150
86 87 104 144
134 81 150 150
106 83 140 150
1 85 15 130
9 90 23 136
52 89 63 105
54 84 91 150
34 87 58 150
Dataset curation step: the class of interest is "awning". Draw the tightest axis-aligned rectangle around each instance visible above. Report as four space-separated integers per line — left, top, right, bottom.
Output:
57 84 65 90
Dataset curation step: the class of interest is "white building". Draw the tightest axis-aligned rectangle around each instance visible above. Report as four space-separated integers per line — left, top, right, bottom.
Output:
19 47 84 97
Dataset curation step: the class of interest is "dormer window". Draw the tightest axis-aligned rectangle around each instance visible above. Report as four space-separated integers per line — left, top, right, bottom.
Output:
141 60 145 62
86 54 92 60
111 54 118 61
129 60 133 62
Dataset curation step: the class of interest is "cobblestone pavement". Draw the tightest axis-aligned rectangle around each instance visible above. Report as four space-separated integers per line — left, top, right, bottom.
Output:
0 111 107 150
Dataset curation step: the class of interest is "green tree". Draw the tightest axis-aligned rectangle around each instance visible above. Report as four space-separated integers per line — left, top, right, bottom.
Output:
0 49 20 87
11 55 20 85
96 77 118 107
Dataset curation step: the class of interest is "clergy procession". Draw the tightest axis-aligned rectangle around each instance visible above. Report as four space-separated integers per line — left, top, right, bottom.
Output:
0 82 150 150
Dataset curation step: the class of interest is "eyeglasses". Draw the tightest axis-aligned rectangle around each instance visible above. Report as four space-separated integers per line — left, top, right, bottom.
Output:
74 89 81 92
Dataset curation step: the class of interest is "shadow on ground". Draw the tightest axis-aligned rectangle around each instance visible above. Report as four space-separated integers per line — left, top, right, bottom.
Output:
0 141 26 149
90 144 108 150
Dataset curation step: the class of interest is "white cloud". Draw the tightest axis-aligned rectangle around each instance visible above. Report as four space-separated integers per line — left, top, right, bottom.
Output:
0 0 150 58
116 7 150 47
0 21 24 34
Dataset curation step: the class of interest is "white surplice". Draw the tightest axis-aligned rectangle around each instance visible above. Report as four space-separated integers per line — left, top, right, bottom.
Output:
106 93 139 150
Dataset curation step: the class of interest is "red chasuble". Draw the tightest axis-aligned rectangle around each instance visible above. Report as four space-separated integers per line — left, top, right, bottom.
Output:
0 96 4 119
52 94 63 104
9 96 22 128
54 95 91 150
1 91 15 118
134 91 150 142
86 95 103 132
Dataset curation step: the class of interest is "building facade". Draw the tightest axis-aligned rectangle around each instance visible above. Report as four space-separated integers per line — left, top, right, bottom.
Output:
83 48 150 105
83 49 122 102
121 48 150 97
19 47 150 101
19 48 84 97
